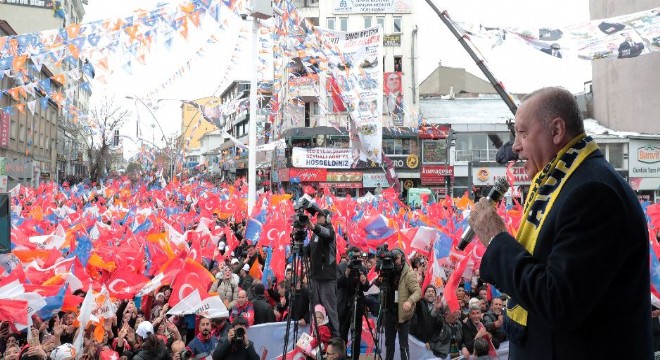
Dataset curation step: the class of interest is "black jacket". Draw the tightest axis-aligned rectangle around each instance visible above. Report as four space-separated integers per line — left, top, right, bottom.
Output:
337 262 369 313
429 320 464 359
481 151 653 359
132 346 172 360
212 339 259 360
410 299 439 343
252 295 276 325
308 223 336 280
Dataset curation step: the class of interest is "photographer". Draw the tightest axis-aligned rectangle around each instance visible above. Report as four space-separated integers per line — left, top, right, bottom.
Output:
305 209 340 337
378 248 421 360
212 317 259 360
337 247 370 346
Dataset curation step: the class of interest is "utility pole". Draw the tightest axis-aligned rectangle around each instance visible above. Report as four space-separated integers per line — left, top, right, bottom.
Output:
247 18 259 215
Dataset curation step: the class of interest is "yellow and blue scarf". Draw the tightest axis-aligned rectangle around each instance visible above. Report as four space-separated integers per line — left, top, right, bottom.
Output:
505 134 600 342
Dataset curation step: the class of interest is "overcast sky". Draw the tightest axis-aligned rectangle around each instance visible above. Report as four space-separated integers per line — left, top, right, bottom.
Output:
82 0 593 155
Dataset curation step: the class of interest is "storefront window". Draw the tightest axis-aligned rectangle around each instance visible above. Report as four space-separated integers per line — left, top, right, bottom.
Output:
607 143 624 169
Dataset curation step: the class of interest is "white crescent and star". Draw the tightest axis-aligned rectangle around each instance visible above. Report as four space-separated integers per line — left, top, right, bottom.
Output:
108 279 128 295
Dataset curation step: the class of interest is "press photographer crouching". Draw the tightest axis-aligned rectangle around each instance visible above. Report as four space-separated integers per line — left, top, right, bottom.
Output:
373 247 421 360
212 317 259 360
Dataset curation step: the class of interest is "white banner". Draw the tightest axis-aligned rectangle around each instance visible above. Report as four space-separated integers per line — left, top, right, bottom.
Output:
246 321 510 359
256 139 286 152
333 0 412 14
317 26 384 165
291 147 353 169
363 173 389 188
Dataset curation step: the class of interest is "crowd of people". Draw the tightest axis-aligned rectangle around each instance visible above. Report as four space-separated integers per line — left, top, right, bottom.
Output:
0 202 510 360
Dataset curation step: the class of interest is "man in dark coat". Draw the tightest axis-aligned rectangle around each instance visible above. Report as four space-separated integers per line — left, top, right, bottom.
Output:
251 283 276 325
468 87 653 359
305 209 339 337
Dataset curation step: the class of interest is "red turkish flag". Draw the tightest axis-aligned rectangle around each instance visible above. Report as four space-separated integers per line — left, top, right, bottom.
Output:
107 270 150 300
0 299 28 326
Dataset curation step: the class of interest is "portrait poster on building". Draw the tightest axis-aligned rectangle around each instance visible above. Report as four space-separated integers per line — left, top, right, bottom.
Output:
317 25 384 165
333 0 412 14
384 72 404 126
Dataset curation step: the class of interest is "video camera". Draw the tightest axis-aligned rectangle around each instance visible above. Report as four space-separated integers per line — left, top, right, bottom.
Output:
291 196 323 244
375 244 396 276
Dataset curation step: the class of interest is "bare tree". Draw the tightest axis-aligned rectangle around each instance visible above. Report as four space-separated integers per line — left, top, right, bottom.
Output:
86 97 130 183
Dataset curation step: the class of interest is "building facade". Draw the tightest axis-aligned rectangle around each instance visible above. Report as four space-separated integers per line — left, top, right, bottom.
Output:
589 0 660 135
1 0 91 187
270 0 421 197
181 96 220 169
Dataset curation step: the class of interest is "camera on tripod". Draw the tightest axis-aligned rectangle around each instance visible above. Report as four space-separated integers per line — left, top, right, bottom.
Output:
375 244 395 275
291 196 323 244
347 251 364 278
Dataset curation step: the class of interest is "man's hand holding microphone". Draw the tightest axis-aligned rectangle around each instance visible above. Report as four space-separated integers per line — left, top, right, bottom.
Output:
463 177 510 249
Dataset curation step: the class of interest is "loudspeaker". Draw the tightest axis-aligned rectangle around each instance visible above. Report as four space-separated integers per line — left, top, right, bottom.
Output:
0 193 10 254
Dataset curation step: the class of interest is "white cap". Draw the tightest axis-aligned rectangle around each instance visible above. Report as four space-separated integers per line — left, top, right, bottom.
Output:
50 344 75 360
231 258 239 265
242 263 250 272
218 241 226 251
136 321 154 339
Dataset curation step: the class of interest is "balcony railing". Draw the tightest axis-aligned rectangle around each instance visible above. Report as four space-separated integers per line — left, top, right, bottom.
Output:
455 149 498 162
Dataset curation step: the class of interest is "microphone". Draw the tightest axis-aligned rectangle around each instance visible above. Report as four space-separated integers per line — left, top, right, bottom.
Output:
457 177 510 251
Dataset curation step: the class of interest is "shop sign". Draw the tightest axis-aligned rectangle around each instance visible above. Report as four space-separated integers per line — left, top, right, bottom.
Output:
326 171 363 182
319 182 362 189
629 140 660 178
333 0 412 14
0 112 9 148
0 0 53 8
421 165 454 185
383 34 401 47
472 164 530 186
289 168 327 182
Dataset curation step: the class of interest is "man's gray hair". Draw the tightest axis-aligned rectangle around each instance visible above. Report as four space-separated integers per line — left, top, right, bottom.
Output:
522 86 585 137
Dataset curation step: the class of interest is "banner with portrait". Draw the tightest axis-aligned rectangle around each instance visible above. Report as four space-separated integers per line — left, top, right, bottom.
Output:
317 25 384 165
462 7 660 60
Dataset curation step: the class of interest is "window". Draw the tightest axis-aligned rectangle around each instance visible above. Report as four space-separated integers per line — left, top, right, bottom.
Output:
607 143 624 169
327 96 334 113
376 16 385 29
393 16 402 33
10 120 16 139
394 56 403 72
364 16 372 28
455 133 506 162
422 140 448 164
327 17 335 30
383 138 417 155
339 17 348 31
